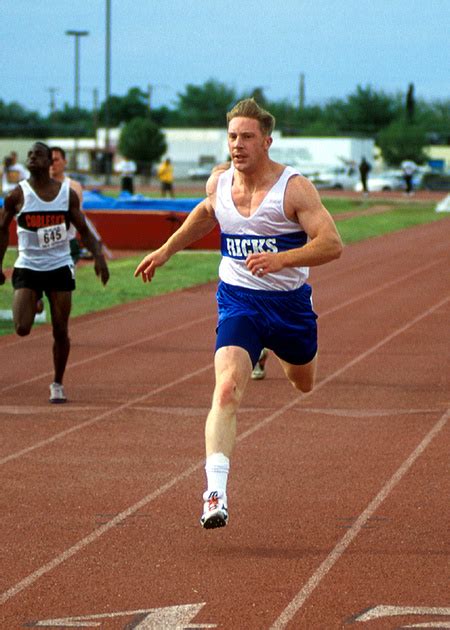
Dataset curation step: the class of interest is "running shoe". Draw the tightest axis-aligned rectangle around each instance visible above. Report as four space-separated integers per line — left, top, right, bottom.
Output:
49 382 67 404
251 348 268 380
200 490 228 529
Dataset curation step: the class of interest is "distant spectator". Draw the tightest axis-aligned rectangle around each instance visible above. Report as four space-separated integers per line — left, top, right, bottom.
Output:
359 157 371 197
50 146 111 263
401 160 417 196
115 157 137 194
157 158 175 198
1 156 13 194
50 146 84 263
1 151 28 194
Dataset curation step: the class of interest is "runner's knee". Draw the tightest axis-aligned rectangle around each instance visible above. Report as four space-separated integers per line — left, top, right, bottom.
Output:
288 369 315 393
52 323 69 343
214 375 241 410
291 378 314 393
15 322 31 337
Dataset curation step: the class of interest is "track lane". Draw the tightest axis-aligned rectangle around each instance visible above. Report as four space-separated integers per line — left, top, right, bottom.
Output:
1 218 449 628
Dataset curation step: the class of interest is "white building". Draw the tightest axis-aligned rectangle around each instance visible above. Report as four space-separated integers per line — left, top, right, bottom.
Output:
13 128 374 178
269 136 375 172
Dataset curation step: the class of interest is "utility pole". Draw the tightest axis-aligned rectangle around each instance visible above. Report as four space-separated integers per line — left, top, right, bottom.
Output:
147 83 152 112
105 0 112 184
46 87 57 115
299 73 305 110
93 87 99 137
65 30 89 108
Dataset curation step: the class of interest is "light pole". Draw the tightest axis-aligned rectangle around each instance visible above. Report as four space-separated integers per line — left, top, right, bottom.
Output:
105 0 112 183
65 30 89 108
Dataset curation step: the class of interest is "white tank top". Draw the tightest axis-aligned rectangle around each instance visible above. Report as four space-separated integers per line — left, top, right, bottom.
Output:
15 179 73 271
215 166 309 290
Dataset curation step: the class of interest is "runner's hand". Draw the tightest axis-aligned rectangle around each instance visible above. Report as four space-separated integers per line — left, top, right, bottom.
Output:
134 249 169 283
95 255 110 285
246 252 282 277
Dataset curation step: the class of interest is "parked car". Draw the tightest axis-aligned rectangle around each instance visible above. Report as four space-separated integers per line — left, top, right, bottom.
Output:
309 166 360 190
187 164 215 180
69 172 103 189
354 169 426 192
421 171 450 191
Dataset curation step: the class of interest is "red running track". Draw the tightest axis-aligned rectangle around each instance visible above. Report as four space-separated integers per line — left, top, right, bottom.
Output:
1 218 449 629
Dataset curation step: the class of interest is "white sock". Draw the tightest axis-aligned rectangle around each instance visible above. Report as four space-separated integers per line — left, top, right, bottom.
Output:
205 452 230 502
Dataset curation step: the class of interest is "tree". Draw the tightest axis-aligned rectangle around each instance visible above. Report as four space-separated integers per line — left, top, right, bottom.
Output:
98 87 150 127
377 118 428 165
48 103 94 136
414 98 450 144
0 99 48 137
406 83 415 122
118 117 167 174
175 79 237 127
323 85 401 135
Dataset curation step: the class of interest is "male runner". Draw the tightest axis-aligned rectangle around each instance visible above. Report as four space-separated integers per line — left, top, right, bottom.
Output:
135 99 343 528
0 142 109 403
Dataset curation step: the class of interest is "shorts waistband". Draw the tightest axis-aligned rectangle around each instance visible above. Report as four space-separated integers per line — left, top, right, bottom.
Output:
219 280 308 298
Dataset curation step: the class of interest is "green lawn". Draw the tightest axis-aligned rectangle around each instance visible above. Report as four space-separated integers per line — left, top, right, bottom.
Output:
1 197 447 336
334 201 443 243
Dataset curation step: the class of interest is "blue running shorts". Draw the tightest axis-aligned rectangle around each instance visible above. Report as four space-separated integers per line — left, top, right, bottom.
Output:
215 281 318 367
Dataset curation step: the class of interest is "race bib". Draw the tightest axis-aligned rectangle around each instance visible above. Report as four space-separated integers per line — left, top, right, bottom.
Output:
37 223 68 249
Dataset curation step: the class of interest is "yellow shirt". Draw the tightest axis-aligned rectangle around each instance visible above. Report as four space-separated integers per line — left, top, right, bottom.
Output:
158 162 173 184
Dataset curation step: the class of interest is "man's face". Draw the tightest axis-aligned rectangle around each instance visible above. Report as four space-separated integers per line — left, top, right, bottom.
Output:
227 117 272 173
50 151 66 178
26 144 51 174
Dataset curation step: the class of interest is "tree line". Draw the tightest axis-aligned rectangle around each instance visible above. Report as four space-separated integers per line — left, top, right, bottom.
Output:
1 80 449 166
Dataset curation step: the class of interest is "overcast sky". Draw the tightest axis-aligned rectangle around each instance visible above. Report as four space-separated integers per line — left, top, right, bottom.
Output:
2 0 449 115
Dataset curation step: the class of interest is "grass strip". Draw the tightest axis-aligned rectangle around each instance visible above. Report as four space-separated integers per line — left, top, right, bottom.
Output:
0 198 447 336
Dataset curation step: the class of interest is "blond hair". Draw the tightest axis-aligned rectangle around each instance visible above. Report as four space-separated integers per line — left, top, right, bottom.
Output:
226 98 275 136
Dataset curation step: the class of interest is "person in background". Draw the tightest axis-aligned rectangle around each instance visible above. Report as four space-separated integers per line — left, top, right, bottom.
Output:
50 147 83 263
401 160 417 196
0 142 109 404
1 151 29 194
157 158 175 198
359 157 371 197
50 146 111 264
135 98 343 529
115 156 137 194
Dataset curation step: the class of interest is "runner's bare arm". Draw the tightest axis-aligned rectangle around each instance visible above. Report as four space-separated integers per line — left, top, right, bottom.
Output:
246 175 343 276
68 189 110 285
134 173 219 282
0 188 22 285
69 178 83 204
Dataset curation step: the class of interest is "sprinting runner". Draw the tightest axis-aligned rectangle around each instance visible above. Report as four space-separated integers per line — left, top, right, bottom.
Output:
0 141 109 403
135 99 343 528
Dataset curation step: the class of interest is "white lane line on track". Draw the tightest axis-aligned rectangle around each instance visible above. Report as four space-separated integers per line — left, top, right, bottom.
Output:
1 267 447 464
0 314 214 394
0 258 442 398
1 295 448 605
0 302 149 350
269 406 450 630
0 362 213 466
0 461 204 606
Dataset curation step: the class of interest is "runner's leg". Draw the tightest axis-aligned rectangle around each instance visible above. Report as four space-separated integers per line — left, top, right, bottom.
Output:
47 291 72 384
205 345 252 457
13 288 40 336
277 353 318 393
